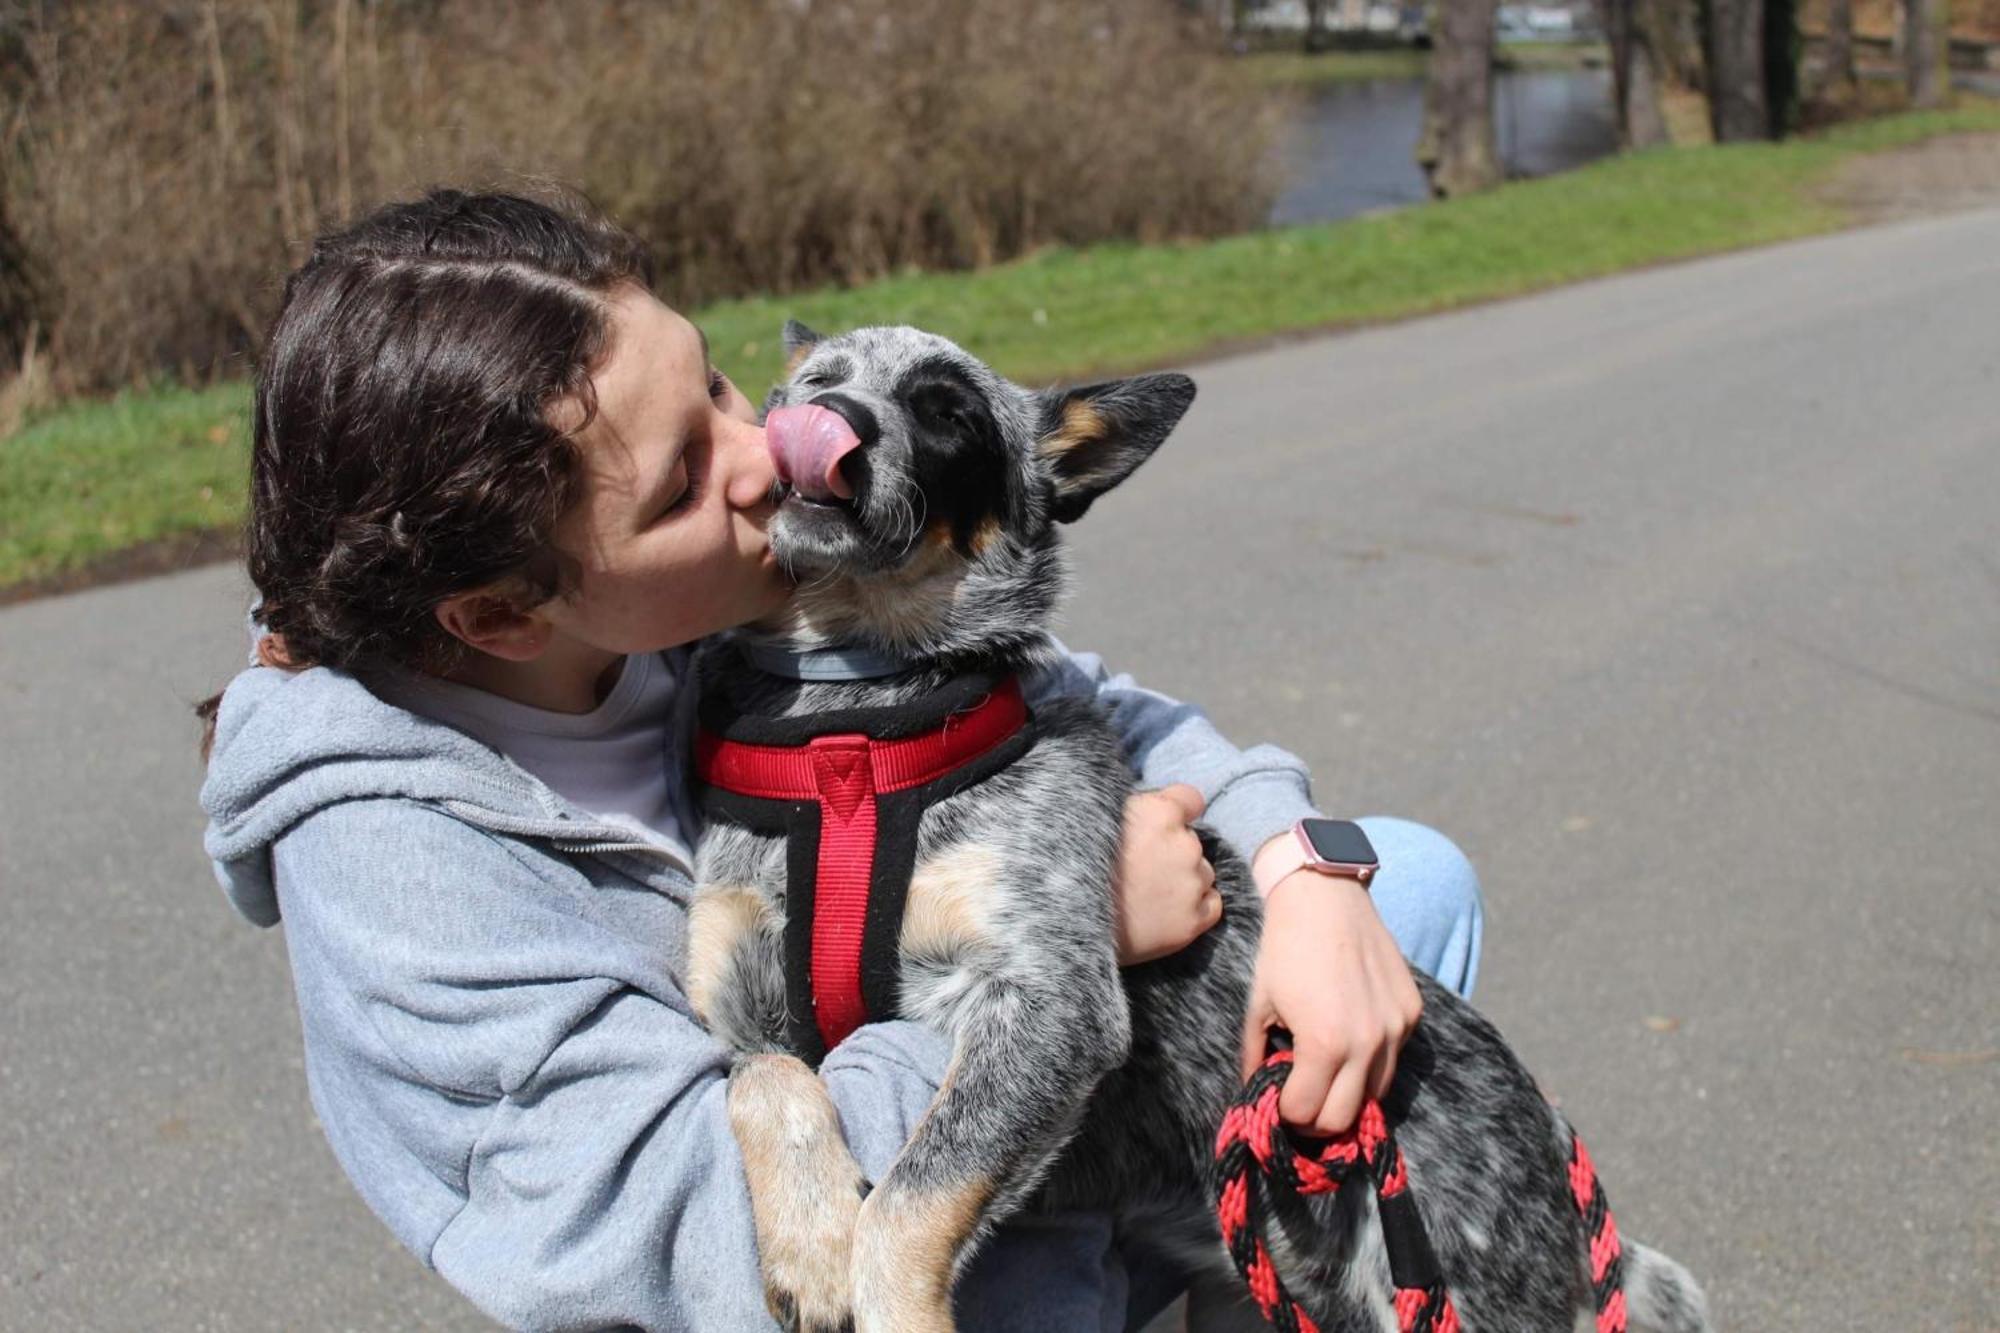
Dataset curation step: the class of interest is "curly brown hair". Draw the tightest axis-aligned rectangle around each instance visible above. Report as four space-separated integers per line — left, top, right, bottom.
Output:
199 184 654 751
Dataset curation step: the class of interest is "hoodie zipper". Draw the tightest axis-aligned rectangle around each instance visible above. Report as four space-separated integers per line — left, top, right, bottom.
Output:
439 798 695 880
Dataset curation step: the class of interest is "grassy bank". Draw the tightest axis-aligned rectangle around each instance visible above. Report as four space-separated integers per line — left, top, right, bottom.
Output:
6 100 1999 594
1238 42 1608 89
2 381 251 593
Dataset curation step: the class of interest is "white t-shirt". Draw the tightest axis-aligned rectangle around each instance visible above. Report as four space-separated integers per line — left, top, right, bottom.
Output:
375 653 693 865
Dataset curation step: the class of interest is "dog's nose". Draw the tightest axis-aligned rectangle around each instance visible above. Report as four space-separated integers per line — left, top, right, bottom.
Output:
810 393 880 495
808 392 879 446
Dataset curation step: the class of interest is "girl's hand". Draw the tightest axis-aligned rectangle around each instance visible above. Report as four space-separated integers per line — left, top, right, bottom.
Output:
1238 865 1423 1135
1113 784 1224 965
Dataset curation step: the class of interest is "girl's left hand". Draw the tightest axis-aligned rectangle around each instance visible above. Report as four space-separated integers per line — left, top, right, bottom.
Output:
1238 868 1423 1135
1113 784 1224 965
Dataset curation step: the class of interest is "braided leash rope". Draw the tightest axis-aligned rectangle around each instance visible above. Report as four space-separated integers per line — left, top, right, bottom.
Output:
1213 1048 1629 1333
1213 1050 1457 1333
1567 1133 1628 1333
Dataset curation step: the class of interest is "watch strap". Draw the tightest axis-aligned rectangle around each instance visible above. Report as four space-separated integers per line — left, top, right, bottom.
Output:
1253 819 1377 897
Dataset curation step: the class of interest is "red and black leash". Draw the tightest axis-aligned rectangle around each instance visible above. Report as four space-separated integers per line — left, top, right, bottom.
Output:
1212 1046 1628 1333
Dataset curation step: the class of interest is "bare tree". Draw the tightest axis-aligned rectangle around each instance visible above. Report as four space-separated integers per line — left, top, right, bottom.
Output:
1707 0 1770 139
1417 0 1500 195
1905 0 1950 108
1603 0 1672 146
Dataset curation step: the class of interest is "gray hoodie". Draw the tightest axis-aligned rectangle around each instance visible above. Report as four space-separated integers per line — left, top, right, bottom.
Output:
200 644 1316 1331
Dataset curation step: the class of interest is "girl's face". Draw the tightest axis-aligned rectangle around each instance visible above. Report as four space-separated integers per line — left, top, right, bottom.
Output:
540 284 788 656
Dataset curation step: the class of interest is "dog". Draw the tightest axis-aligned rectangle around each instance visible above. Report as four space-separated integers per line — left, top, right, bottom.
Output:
681 320 1711 1333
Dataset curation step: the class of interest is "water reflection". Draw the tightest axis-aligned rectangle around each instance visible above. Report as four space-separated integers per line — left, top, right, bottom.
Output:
1269 68 1618 226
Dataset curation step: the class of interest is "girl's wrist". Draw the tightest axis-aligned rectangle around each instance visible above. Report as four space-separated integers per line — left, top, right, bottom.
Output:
1252 826 1314 899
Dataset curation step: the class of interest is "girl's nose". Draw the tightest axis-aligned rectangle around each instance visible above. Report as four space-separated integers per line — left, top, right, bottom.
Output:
721 415 777 509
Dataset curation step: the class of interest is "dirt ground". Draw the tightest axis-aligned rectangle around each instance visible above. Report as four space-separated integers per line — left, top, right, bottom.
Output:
1819 129 2000 219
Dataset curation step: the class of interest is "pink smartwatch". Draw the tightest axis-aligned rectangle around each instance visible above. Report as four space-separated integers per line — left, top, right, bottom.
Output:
1290 818 1380 887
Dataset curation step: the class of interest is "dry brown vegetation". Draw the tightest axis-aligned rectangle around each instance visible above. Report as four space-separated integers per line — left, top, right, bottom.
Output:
0 0 1277 397
1798 0 2000 42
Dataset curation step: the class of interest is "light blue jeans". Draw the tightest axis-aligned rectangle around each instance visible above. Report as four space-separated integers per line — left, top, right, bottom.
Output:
1352 815 1485 1000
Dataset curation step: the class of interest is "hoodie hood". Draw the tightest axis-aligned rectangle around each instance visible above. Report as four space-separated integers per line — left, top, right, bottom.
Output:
200 665 683 926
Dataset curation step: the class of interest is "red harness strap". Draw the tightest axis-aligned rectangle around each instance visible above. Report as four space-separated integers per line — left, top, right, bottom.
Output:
694 677 1029 1052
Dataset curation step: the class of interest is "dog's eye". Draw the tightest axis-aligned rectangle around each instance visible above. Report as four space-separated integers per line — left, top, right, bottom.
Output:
795 358 852 392
913 388 968 430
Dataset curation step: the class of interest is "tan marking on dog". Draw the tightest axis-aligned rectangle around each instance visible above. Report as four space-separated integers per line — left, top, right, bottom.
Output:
1039 398 1130 501
919 513 1005 559
902 844 1002 961
730 1054 866 1331
1037 398 1110 459
968 515 1004 556
849 1174 994 1333
685 885 772 1026
785 342 816 377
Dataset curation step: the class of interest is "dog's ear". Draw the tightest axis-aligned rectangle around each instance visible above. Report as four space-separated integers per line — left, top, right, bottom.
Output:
1035 374 1196 523
782 319 824 374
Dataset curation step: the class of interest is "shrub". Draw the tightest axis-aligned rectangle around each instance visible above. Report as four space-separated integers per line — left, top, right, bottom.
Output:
0 0 1277 395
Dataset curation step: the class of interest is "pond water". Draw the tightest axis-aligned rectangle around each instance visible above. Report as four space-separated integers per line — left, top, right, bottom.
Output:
1269 68 1618 225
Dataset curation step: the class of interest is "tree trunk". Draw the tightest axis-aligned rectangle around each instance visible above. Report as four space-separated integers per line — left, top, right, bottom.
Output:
1905 0 1951 108
1707 0 1771 140
1417 0 1501 196
1765 0 1799 135
1304 0 1331 52
1627 31 1673 144
1820 0 1857 99
1661 0 1707 90
0 175 35 371
1604 0 1673 146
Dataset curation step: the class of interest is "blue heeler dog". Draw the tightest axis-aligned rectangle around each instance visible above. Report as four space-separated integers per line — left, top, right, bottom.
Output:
681 321 1711 1333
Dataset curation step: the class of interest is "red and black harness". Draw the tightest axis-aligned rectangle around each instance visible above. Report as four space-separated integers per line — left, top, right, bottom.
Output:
693 670 1035 1064
694 663 1627 1330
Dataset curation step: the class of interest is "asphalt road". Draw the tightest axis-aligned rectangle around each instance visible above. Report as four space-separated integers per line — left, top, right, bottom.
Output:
5 209 1997 1331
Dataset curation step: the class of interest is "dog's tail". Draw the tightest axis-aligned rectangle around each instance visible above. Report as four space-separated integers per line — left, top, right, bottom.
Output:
1618 1240 1712 1333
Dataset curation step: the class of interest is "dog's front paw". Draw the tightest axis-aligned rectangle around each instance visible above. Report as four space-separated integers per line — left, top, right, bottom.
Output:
849 1180 990 1333
756 1171 863 1333
729 1054 866 1332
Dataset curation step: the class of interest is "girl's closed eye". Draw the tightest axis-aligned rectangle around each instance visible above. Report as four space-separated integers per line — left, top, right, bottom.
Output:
658 456 700 519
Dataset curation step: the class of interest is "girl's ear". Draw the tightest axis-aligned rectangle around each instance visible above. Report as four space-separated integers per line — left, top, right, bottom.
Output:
434 588 553 662
1035 374 1197 523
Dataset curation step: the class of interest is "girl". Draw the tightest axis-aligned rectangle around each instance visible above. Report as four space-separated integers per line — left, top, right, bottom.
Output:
198 186 1481 1331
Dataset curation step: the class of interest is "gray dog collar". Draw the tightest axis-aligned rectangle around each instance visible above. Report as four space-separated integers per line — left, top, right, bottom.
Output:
741 643 914 682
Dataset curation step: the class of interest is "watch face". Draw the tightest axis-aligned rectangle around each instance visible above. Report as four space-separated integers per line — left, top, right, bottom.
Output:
1301 818 1378 868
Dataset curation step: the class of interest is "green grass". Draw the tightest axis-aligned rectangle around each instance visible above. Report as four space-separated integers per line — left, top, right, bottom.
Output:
1237 42 1607 89
1 381 251 588
6 100 1999 592
1237 47 1433 87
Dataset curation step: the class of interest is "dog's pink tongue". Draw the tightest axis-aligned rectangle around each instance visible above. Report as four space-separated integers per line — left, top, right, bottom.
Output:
766 404 860 501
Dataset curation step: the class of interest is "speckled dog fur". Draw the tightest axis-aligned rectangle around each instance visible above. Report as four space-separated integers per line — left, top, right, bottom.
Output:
683 322 1710 1333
